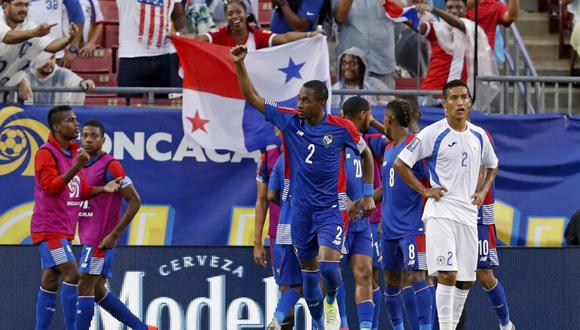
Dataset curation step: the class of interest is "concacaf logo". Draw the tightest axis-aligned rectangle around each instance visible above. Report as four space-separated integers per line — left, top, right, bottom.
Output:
0 106 49 176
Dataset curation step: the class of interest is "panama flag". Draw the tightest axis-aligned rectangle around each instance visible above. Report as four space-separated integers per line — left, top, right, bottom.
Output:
172 36 331 152
384 1 421 30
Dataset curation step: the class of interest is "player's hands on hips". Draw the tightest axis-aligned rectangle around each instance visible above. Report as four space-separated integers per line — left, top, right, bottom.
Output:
104 177 122 193
230 45 248 63
253 241 267 267
75 149 90 168
33 23 58 38
360 196 376 217
99 232 119 250
424 186 447 201
471 190 486 208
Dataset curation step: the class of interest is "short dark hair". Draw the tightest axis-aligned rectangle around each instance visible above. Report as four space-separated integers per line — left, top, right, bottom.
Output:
83 120 105 137
402 96 422 122
47 105 72 132
443 79 471 99
224 0 247 12
386 99 411 128
341 96 370 117
302 80 328 102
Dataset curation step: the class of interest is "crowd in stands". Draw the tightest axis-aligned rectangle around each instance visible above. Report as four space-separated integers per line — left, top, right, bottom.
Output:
0 0 520 107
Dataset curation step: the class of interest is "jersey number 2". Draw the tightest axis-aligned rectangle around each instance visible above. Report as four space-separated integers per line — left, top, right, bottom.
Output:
305 144 315 164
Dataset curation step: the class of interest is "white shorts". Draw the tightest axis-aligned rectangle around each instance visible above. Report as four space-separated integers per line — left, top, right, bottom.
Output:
425 217 478 282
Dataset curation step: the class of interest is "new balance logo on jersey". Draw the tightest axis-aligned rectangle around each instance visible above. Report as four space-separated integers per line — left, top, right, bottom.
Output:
296 130 304 136
323 134 333 146
448 142 457 147
479 256 488 262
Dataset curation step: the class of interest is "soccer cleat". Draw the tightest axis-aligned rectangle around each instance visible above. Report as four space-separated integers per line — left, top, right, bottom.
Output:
324 297 341 330
340 328 350 330
267 318 282 330
147 326 158 330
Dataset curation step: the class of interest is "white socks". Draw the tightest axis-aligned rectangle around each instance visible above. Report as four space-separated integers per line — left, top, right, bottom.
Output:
436 284 455 330
452 287 470 328
500 321 514 330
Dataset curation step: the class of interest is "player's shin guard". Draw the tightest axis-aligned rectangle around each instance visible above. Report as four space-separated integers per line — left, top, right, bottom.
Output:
402 286 419 329
435 284 454 330
274 288 300 324
301 270 324 323
35 288 57 330
384 287 404 330
412 280 434 330
357 300 374 329
60 282 78 330
337 280 349 328
372 287 381 330
319 261 341 304
484 280 511 327
98 291 147 330
75 296 95 330
452 287 469 328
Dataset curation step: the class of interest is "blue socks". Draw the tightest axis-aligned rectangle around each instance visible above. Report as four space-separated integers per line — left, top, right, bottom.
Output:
60 282 78 330
430 285 438 330
372 287 381 330
98 292 147 330
412 280 434 330
357 300 374 329
319 261 341 304
402 286 419 329
485 280 511 326
274 288 300 323
35 288 57 330
302 270 324 323
76 296 95 330
337 280 348 328
384 286 404 330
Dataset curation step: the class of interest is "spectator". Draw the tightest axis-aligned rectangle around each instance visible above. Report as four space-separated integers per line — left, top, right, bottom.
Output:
23 53 95 105
116 0 189 93
196 0 322 48
72 0 104 58
184 0 216 35
565 209 580 246
331 47 391 106
210 0 258 28
567 0 580 57
466 0 519 52
270 0 325 33
332 0 397 89
395 0 434 78
29 0 85 68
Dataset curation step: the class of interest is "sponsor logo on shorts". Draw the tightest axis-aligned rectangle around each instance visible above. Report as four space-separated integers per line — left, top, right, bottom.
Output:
436 255 446 266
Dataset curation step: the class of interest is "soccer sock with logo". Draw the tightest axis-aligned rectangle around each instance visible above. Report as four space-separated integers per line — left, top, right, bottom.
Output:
273 288 300 323
435 284 454 330
384 286 404 330
75 296 95 330
319 260 341 304
98 291 147 330
452 287 470 329
402 286 419 329
357 300 374 329
484 280 511 327
372 286 381 330
337 279 349 328
412 280 434 330
60 282 78 330
35 287 57 330
302 270 324 323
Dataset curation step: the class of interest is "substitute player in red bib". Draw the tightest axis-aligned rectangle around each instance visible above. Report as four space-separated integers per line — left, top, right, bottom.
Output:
75 120 156 330
31 106 119 330
232 44 376 330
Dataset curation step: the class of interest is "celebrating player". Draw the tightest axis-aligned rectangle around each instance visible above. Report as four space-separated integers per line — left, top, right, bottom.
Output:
394 80 499 330
75 120 156 330
31 106 118 330
231 44 375 330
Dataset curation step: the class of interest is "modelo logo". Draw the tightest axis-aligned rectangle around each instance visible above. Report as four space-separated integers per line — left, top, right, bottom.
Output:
101 132 262 164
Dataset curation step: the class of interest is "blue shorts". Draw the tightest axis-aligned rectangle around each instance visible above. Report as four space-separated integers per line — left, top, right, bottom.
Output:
370 222 383 268
477 224 500 269
37 238 76 269
340 226 373 268
271 243 303 286
382 233 427 272
79 245 115 278
291 207 346 262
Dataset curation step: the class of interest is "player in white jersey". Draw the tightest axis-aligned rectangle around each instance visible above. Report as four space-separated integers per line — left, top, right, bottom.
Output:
1 0 79 101
394 79 499 330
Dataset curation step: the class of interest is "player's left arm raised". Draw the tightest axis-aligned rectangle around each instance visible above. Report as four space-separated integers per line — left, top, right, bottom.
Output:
231 45 266 113
99 179 141 249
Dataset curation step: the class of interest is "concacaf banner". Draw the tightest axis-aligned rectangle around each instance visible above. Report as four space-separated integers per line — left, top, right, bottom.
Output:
0 105 577 247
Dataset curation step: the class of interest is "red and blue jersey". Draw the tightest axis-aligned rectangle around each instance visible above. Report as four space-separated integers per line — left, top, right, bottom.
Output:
381 134 428 240
264 100 367 213
344 147 369 232
364 133 388 223
256 146 282 237
479 130 496 225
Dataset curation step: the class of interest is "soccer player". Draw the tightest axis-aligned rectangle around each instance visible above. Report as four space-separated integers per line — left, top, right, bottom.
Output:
75 120 157 330
31 105 118 330
394 80 499 330
231 44 376 330
266 151 304 330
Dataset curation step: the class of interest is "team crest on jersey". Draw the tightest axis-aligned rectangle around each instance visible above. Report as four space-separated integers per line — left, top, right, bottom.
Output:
323 134 333 146
407 137 420 152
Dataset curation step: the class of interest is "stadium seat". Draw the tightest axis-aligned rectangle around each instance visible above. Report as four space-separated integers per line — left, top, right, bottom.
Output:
71 48 114 73
395 77 424 90
104 24 119 49
258 0 272 28
78 73 118 87
84 96 127 106
99 0 119 24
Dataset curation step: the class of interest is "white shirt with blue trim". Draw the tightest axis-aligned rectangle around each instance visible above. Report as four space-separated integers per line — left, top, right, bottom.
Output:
398 118 498 226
